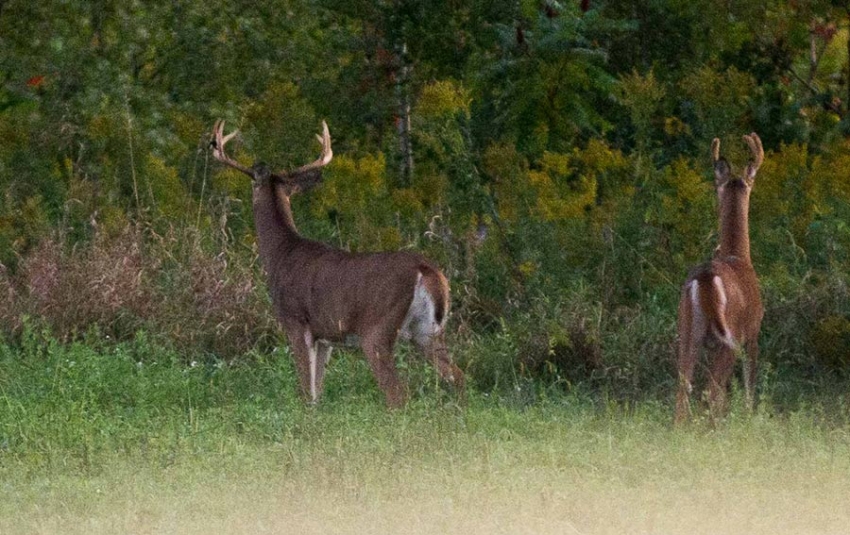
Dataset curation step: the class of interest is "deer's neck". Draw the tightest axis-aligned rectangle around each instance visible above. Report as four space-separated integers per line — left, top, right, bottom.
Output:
717 193 751 262
252 182 302 269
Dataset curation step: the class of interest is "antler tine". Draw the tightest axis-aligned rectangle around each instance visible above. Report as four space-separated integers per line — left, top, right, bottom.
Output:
287 120 333 177
743 132 763 179
210 120 254 177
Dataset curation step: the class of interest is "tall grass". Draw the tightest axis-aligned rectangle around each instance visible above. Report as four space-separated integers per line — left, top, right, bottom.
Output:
3 325 850 472
2 331 850 535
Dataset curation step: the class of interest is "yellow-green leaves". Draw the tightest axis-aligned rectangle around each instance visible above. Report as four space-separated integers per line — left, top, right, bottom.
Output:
312 153 386 218
310 153 402 250
529 151 596 222
144 155 194 222
484 143 530 224
487 140 631 225
417 80 471 119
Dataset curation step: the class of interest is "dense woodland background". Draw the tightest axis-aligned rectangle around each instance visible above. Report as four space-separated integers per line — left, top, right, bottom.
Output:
3 0 850 406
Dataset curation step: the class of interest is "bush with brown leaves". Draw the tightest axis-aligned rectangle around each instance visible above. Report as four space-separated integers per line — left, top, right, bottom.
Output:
1 225 277 360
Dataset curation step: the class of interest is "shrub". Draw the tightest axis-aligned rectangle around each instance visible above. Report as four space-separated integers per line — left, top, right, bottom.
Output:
810 315 850 372
13 229 149 340
0 224 278 360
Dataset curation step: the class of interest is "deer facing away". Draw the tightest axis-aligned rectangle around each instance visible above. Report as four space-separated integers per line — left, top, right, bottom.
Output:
675 133 764 424
211 120 464 408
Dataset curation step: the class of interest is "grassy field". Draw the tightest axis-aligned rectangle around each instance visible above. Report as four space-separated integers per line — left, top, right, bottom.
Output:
2 334 850 535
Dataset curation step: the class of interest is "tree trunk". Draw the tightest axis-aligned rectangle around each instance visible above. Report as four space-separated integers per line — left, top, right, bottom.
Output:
395 42 414 186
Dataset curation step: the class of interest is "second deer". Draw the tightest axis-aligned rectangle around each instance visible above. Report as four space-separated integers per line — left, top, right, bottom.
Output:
675 133 764 424
211 119 464 408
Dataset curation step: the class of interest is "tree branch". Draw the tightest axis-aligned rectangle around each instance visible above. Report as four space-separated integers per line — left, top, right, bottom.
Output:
787 66 844 117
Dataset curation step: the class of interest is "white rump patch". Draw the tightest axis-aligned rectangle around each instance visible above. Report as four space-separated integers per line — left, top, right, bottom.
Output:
688 277 736 348
687 276 734 349
712 276 728 309
400 272 442 345
688 280 700 315
711 276 737 347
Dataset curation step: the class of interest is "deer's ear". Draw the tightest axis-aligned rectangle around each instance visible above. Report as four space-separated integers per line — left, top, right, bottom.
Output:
714 159 732 187
742 158 759 188
743 132 763 186
743 166 757 187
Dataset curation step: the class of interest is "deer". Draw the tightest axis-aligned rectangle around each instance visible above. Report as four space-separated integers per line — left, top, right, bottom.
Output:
210 119 464 408
674 133 764 425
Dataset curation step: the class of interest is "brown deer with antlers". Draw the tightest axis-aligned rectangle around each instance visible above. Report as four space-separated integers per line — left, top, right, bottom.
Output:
675 133 764 424
210 119 464 408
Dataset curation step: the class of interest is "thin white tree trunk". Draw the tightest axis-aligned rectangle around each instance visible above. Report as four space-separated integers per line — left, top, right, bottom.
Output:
395 42 414 185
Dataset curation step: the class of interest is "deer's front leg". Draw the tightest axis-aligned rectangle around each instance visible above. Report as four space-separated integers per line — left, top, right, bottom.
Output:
283 322 320 404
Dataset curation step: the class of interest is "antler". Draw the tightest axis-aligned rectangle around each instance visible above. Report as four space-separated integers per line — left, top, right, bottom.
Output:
211 119 333 191
742 132 763 180
210 120 254 177
284 121 333 178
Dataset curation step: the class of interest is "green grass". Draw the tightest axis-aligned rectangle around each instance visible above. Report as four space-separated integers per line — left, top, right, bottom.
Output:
2 333 850 534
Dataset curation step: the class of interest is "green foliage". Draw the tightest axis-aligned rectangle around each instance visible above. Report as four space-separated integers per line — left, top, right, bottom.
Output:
472 0 621 156
811 314 850 372
616 68 667 152
484 142 531 224
244 82 320 169
310 152 402 250
144 155 194 222
529 151 596 221
417 80 472 119
2 0 850 401
644 157 714 263
679 65 756 144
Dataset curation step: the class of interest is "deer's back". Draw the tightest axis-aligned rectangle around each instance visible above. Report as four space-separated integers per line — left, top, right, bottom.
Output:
268 242 441 341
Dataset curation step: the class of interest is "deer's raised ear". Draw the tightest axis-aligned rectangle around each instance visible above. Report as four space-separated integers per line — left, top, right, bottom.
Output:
743 132 763 185
711 137 731 187
714 159 732 187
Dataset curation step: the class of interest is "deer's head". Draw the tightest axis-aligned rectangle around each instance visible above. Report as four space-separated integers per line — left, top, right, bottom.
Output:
711 133 763 201
211 120 333 200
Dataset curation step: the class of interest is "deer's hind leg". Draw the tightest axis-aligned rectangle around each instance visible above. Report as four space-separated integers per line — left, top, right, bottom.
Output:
707 344 736 422
743 337 759 412
313 340 333 401
414 331 465 398
675 290 703 425
361 329 407 409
